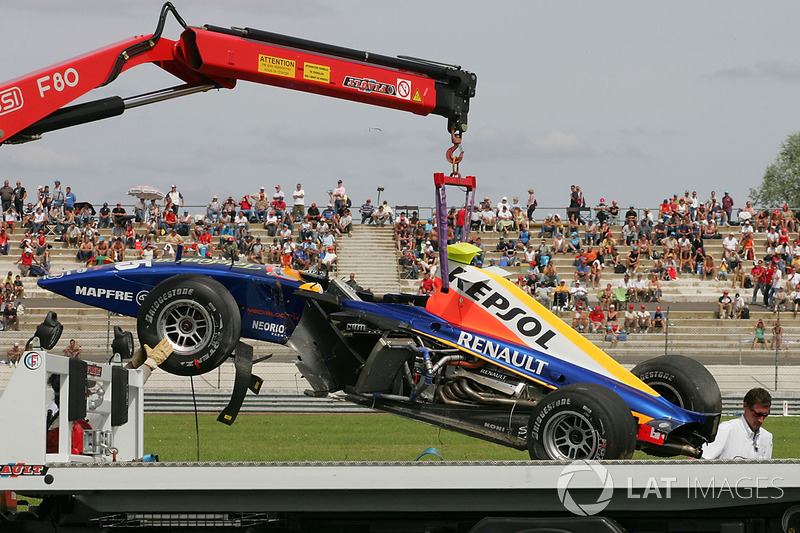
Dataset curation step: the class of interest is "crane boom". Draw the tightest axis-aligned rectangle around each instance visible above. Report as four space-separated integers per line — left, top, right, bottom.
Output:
0 2 476 145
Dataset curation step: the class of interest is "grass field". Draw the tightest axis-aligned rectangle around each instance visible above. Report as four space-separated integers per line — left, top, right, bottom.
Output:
144 413 800 462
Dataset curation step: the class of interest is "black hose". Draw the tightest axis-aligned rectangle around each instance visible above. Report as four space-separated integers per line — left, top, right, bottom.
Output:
102 2 188 87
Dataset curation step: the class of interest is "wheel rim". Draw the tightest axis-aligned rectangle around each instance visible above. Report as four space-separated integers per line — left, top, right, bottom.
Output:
647 381 684 408
542 410 598 460
156 299 213 356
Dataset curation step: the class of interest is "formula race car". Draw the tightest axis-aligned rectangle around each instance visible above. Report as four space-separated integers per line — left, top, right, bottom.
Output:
38 240 721 461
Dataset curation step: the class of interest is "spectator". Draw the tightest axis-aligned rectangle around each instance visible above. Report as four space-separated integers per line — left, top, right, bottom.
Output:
329 180 346 215
604 325 619 347
648 274 662 302
652 306 666 331
372 205 390 226
15 246 38 276
541 261 559 287
481 204 497 232
64 186 77 212
166 184 183 214
632 273 647 301
76 236 95 263
359 199 375 224
617 273 635 302
588 305 605 333
526 188 538 221
539 214 556 238
571 303 589 332
768 262 783 310
701 253 717 280
13 275 25 299
594 198 608 225
6 342 21 367
3 302 18 331
597 283 614 311
574 258 590 283
589 256 603 290
318 245 337 273
0 180 13 213
623 304 638 331
752 319 767 350
237 195 252 221
722 232 738 261
584 218 598 246
63 339 82 359
720 191 734 225
111 202 127 226
497 203 514 234
554 280 570 310
567 231 582 253
291 183 305 221
12 181 26 217
418 272 435 295
570 281 589 310
98 202 112 228
636 304 651 332
773 286 788 313
718 290 733 319
732 292 747 319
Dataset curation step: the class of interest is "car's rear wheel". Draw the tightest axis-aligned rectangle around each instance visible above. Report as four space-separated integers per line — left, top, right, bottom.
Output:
630 354 721 413
137 274 241 376
527 383 637 460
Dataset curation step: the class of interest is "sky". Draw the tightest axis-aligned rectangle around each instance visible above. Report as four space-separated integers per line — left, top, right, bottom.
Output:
2 1 800 214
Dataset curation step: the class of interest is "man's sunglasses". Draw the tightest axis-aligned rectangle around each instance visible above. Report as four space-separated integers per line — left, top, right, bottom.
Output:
751 409 770 419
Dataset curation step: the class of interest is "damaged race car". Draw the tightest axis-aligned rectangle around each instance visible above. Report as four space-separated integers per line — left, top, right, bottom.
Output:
38 233 721 461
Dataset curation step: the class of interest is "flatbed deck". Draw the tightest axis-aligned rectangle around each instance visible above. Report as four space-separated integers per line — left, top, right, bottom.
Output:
4 460 800 532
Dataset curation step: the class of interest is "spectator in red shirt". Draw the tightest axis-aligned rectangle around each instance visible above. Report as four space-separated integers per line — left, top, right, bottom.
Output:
418 272 435 295
270 197 287 220
589 305 605 333
721 191 734 226
0 227 8 255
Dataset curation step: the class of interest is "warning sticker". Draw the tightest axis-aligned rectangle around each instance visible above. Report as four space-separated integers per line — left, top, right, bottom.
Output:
303 62 331 83
396 78 411 100
412 89 423 103
258 55 296 79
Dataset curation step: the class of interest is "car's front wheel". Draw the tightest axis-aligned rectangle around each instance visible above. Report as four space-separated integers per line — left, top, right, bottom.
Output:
527 383 637 460
137 274 241 376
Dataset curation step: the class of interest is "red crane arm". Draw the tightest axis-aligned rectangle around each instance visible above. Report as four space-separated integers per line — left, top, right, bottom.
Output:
0 3 476 146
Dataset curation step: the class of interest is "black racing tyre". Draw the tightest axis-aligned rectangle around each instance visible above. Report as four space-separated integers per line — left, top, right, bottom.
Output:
137 274 241 376
527 383 637 460
630 354 721 414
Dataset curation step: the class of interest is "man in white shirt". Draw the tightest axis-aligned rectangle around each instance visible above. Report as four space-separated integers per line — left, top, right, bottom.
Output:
702 388 773 460
569 281 589 310
292 183 305 220
722 233 739 261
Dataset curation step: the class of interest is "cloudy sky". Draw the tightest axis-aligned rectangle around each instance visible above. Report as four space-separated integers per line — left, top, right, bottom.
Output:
2 1 799 214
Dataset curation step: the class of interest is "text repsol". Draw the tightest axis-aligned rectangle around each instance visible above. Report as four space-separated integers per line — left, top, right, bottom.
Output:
450 267 556 349
457 331 549 376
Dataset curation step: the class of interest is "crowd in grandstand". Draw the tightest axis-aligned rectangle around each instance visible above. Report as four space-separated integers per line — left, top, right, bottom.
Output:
4 175 800 325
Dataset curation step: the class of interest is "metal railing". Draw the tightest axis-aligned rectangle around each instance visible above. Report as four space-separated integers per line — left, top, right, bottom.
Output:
140 391 799 417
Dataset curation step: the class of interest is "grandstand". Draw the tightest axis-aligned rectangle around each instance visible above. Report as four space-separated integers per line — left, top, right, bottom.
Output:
0 211 797 397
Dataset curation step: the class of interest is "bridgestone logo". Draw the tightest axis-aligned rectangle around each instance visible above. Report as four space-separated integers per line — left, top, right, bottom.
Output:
532 397 570 436
144 288 195 325
639 371 674 382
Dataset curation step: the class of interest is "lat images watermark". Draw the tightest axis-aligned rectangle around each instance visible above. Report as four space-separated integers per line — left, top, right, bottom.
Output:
558 461 785 516
557 460 613 516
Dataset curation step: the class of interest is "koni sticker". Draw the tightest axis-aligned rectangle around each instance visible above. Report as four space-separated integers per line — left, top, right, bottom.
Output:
342 76 395 95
